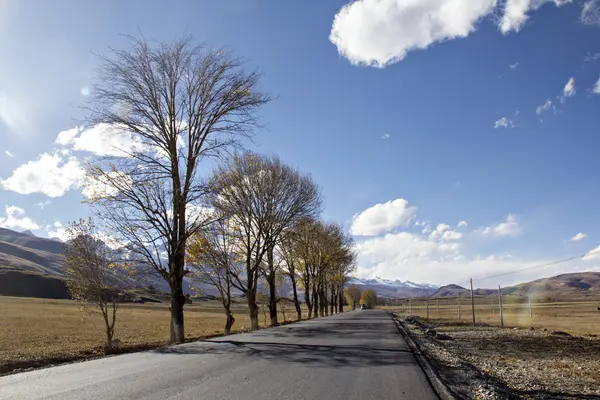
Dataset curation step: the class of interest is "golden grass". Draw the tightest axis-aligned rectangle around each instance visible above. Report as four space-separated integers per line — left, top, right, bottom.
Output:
381 298 600 336
0 296 304 367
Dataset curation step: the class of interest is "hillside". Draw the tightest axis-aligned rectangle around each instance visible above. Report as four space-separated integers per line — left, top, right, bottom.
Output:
503 272 600 299
431 272 600 301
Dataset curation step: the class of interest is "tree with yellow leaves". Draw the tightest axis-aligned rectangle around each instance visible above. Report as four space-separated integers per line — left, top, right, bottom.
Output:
62 218 130 354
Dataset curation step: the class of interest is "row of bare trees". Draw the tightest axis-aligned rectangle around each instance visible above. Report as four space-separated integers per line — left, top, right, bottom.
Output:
62 34 357 350
186 152 357 333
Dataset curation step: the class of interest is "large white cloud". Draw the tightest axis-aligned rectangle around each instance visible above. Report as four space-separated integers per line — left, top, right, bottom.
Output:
499 0 573 34
352 229 576 286
0 152 85 197
350 198 416 236
329 0 497 67
56 124 145 157
0 205 40 231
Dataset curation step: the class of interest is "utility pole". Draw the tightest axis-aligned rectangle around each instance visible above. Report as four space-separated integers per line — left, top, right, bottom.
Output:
529 294 532 319
426 295 429 319
457 293 461 320
498 285 504 328
470 278 476 326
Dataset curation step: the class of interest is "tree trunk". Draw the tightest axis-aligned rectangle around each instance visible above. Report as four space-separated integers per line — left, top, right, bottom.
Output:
312 289 319 318
339 290 344 313
304 277 312 319
224 311 235 335
291 274 302 321
330 290 335 315
169 282 185 344
266 249 278 326
248 291 259 330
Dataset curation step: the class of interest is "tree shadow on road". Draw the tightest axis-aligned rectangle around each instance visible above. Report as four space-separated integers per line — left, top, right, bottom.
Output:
152 340 416 368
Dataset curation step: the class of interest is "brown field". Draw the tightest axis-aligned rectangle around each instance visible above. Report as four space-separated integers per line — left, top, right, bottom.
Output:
0 296 305 371
381 296 600 336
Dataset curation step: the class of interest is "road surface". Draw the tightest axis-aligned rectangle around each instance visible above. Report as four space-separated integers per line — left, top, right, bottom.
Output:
0 309 438 400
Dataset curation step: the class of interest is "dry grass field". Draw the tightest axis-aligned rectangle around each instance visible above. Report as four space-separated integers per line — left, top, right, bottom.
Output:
0 296 304 372
381 296 600 336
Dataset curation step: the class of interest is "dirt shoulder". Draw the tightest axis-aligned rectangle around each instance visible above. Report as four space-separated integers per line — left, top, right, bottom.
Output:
393 314 600 399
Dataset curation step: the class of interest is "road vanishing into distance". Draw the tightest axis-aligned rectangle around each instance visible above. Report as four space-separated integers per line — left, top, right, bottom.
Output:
0 310 438 400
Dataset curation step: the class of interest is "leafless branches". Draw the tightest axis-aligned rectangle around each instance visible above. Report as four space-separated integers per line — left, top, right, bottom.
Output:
85 35 271 343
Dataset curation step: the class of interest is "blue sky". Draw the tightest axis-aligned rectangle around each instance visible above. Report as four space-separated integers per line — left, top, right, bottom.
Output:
2 0 600 287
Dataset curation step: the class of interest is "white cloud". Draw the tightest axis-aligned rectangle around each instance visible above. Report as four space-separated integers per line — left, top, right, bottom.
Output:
4 150 14 158
56 124 145 157
46 221 68 242
592 76 600 94
509 62 520 69
352 229 570 286
569 232 588 242
478 214 520 237
581 0 600 25
55 127 80 146
34 200 52 209
1 152 85 197
499 0 573 34
329 0 496 67
536 99 554 115
82 170 132 200
350 198 416 236
457 220 468 228
494 117 515 128
582 244 600 261
0 205 40 231
428 223 463 241
381 133 391 140
560 77 576 102
584 52 600 62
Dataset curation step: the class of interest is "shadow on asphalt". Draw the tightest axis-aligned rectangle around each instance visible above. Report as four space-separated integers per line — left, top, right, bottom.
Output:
152 341 414 368
152 311 415 368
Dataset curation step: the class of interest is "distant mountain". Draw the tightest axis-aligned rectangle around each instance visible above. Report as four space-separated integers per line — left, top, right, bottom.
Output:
503 272 600 300
347 276 439 298
20 230 35 236
432 272 600 301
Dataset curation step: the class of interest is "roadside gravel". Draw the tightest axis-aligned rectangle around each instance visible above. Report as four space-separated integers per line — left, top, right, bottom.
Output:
397 315 600 399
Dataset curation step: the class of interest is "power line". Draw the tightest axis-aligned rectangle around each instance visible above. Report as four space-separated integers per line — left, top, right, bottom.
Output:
470 248 600 284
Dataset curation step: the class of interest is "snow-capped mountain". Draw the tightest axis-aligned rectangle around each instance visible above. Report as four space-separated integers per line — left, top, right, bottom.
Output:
347 276 439 298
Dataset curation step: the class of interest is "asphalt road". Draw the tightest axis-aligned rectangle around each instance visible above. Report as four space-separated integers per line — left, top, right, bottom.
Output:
0 309 438 400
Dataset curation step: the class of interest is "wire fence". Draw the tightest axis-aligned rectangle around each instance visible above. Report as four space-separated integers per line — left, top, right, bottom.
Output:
383 289 600 335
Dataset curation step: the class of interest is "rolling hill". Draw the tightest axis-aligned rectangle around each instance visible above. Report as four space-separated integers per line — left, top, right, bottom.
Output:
2 227 599 302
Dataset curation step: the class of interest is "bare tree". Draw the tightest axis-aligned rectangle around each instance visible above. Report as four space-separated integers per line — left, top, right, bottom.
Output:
277 229 303 321
62 218 129 354
187 217 238 335
208 152 322 329
85 35 270 343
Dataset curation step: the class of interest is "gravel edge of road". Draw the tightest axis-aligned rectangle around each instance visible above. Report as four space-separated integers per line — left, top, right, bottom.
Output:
388 312 456 400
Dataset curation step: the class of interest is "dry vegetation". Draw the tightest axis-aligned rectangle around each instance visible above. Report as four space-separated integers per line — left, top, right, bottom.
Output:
388 299 600 398
0 296 302 373
398 315 600 399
